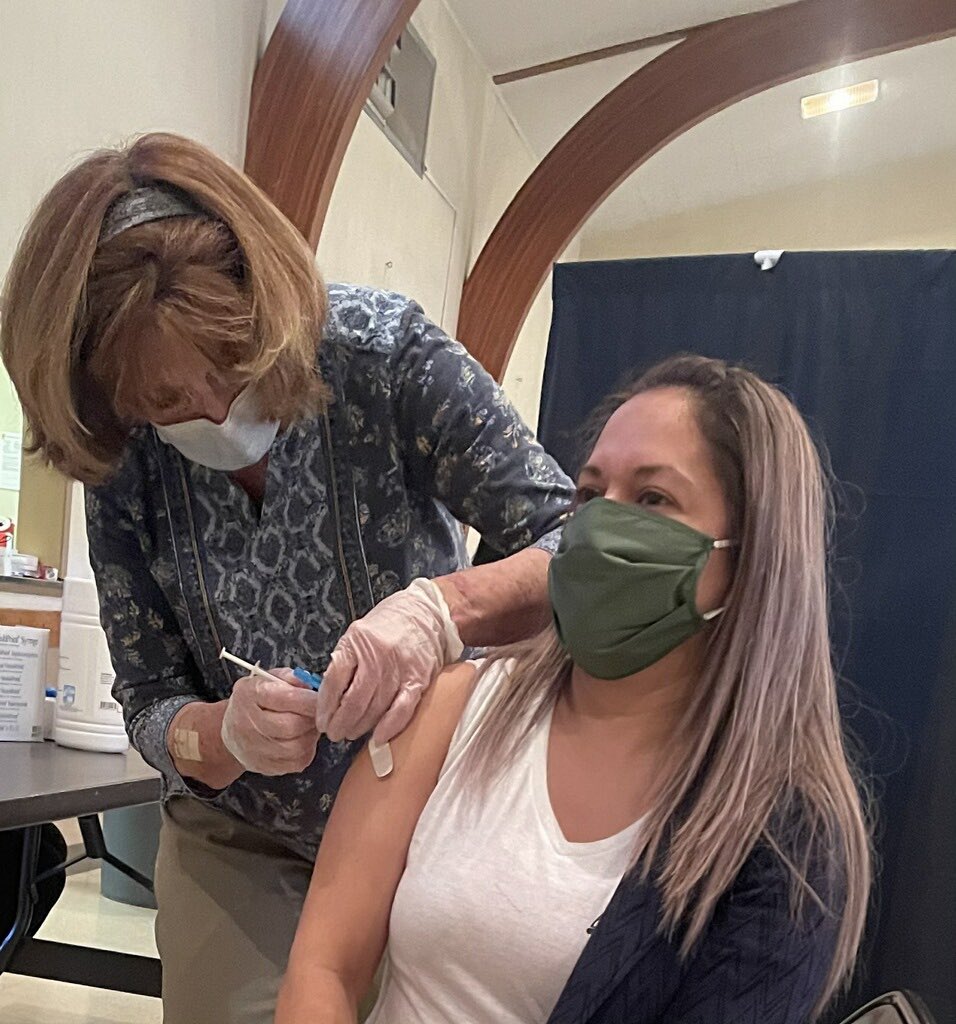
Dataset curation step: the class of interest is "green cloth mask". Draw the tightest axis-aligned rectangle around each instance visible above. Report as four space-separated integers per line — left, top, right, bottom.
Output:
548 497 733 679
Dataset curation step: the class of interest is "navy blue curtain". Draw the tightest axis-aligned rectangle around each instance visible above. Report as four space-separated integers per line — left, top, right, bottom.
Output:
538 252 956 1023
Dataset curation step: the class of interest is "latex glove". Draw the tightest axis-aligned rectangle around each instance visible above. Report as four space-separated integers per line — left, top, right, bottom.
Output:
221 668 320 776
319 578 464 744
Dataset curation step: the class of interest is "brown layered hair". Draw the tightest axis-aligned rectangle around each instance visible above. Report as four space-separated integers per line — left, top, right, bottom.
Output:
1 133 327 483
467 356 871 1017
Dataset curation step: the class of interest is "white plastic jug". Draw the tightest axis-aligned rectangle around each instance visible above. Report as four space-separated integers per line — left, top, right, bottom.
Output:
55 577 128 753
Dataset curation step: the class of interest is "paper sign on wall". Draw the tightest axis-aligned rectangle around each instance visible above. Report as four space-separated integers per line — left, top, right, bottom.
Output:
0 433 22 491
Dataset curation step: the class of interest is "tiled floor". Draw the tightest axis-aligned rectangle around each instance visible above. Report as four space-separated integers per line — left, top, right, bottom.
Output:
0 869 161 1024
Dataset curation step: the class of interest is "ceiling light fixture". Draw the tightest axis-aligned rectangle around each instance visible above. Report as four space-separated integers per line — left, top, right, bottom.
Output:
801 79 880 119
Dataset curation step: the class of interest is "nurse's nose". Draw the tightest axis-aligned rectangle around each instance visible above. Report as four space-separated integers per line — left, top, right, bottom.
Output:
193 387 233 425
166 376 238 425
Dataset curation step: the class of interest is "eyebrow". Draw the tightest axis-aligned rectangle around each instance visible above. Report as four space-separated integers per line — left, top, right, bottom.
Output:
578 463 693 487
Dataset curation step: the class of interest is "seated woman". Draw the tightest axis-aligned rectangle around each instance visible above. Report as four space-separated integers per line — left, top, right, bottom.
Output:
276 355 871 1024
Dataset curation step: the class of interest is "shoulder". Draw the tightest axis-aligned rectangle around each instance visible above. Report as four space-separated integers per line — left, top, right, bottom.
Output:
323 283 424 357
329 662 477 825
388 660 478 773
421 658 480 726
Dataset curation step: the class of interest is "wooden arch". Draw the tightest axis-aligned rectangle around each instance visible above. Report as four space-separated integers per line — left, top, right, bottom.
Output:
244 0 420 249
457 0 956 380
244 0 956 378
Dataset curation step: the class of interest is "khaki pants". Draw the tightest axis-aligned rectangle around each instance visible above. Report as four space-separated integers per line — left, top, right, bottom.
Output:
155 797 314 1024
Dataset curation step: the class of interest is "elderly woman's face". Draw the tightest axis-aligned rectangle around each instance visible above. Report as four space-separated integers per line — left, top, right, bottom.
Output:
116 329 244 427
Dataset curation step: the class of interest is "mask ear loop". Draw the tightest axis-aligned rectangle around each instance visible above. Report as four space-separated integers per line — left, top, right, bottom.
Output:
702 539 738 621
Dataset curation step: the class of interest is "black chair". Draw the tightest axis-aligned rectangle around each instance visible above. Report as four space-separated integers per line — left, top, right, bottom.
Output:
1 815 157 991
0 824 68 953
839 991 937 1024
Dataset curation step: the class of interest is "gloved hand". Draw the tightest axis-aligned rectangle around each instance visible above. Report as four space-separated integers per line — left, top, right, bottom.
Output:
221 668 320 776
318 578 464 744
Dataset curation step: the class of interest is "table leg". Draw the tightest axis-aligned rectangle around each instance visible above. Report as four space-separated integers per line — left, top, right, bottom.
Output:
78 814 154 894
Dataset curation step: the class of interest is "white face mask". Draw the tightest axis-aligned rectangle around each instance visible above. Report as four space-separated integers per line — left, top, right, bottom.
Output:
152 387 279 471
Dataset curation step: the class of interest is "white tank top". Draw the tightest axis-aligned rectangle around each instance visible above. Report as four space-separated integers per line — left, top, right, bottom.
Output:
366 661 644 1024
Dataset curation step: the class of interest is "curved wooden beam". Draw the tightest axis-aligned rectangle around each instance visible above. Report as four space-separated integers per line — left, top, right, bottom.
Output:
244 0 420 249
459 0 956 380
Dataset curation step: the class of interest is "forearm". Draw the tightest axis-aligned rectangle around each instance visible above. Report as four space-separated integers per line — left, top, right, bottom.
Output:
435 546 552 647
276 964 356 1024
167 699 244 791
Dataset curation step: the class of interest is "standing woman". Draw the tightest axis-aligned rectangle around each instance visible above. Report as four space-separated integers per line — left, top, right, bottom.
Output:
0 133 573 1024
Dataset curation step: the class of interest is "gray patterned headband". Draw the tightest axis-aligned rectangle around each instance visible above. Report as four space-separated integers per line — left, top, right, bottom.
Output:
99 183 206 243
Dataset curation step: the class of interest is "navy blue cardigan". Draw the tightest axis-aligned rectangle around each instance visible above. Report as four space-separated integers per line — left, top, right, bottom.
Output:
548 841 840 1024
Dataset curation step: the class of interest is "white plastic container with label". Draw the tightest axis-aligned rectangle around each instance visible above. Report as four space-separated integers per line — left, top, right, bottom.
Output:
55 577 128 753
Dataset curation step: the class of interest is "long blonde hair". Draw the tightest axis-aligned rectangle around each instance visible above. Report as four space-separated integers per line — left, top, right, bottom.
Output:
467 355 871 1017
0 132 327 483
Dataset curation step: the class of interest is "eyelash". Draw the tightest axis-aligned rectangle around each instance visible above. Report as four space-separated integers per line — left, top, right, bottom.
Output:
573 487 672 508
638 490 671 508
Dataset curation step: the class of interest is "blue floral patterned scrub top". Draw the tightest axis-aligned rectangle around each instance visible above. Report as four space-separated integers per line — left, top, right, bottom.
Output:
86 284 573 859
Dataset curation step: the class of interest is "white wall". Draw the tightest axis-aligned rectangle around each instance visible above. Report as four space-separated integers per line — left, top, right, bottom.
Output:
317 0 489 331
467 79 581 432
578 149 956 261
318 2 526 337
314 0 572 432
0 0 265 281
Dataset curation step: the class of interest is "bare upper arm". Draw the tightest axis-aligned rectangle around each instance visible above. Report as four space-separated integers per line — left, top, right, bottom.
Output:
284 661 477 998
